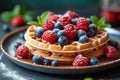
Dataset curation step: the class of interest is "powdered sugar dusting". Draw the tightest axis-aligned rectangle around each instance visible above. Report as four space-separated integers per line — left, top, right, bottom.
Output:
0 53 34 80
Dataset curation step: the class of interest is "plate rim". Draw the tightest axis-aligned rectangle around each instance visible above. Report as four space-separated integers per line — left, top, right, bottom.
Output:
1 27 120 71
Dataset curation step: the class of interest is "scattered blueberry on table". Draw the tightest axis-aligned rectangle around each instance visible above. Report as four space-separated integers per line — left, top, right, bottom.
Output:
43 59 50 65
2 24 11 32
90 57 99 65
14 42 22 49
51 60 59 66
32 55 43 64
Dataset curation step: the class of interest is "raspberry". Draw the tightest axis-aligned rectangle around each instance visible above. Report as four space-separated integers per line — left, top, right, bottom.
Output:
64 10 78 19
64 24 77 40
73 55 89 67
12 15 25 27
41 30 57 43
42 21 54 30
77 17 89 31
58 16 71 25
105 46 118 59
16 45 30 58
48 14 59 23
64 24 76 31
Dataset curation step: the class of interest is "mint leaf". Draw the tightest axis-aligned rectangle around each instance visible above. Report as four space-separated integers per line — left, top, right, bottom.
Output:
97 17 105 25
40 11 50 23
90 16 111 30
1 11 13 23
24 13 33 22
12 5 26 16
27 11 50 26
104 24 111 28
12 5 21 16
27 21 40 26
37 16 42 26
90 16 99 25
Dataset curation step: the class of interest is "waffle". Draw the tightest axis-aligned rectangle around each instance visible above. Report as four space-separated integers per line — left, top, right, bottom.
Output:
24 25 109 65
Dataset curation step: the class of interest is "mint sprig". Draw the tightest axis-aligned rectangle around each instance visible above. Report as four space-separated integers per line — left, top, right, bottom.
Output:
90 16 111 30
27 11 50 26
0 5 34 23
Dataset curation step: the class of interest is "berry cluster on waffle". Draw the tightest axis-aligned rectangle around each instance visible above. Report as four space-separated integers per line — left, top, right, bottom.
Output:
15 11 119 66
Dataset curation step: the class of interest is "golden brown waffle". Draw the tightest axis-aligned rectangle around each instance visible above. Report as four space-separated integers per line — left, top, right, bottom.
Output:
25 25 109 52
25 42 107 65
24 25 110 65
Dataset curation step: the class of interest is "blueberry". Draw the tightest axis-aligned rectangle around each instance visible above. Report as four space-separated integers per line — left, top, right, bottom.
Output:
86 18 92 24
14 42 21 48
77 30 87 38
2 24 11 32
72 18 78 25
51 60 59 66
58 36 68 46
19 33 25 40
32 55 43 64
53 28 60 33
79 35 89 43
89 24 97 32
54 22 63 29
90 57 99 65
57 30 66 38
87 28 96 37
34 27 44 38
43 59 50 65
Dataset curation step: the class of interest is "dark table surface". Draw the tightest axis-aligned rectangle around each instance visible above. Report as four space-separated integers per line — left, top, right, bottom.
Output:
0 9 120 80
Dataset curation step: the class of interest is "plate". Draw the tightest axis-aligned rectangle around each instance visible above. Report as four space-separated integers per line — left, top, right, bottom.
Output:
1 27 120 75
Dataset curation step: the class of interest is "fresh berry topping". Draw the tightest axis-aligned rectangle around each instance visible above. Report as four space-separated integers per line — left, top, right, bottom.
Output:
54 22 63 29
86 28 96 37
2 24 11 32
58 36 68 46
51 60 59 66
41 30 57 43
64 24 77 31
34 27 44 38
79 35 89 43
19 33 25 40
86 18 92 24
12 15 25 27
89 24 97 33
42 21 54 30
72 18 78 25
105 46 118 59
90 57 99 65
14 42 22 49
64 24 77 40
58 16 71 25
53 28 60 33
43 59 50 65
32 55 43 64
77 30 87 38
65 30 77 40
57 30 66 38
77 17 89 31
16 45 30 58
73 55 89 67
64 10 78 19
48 14 59 23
